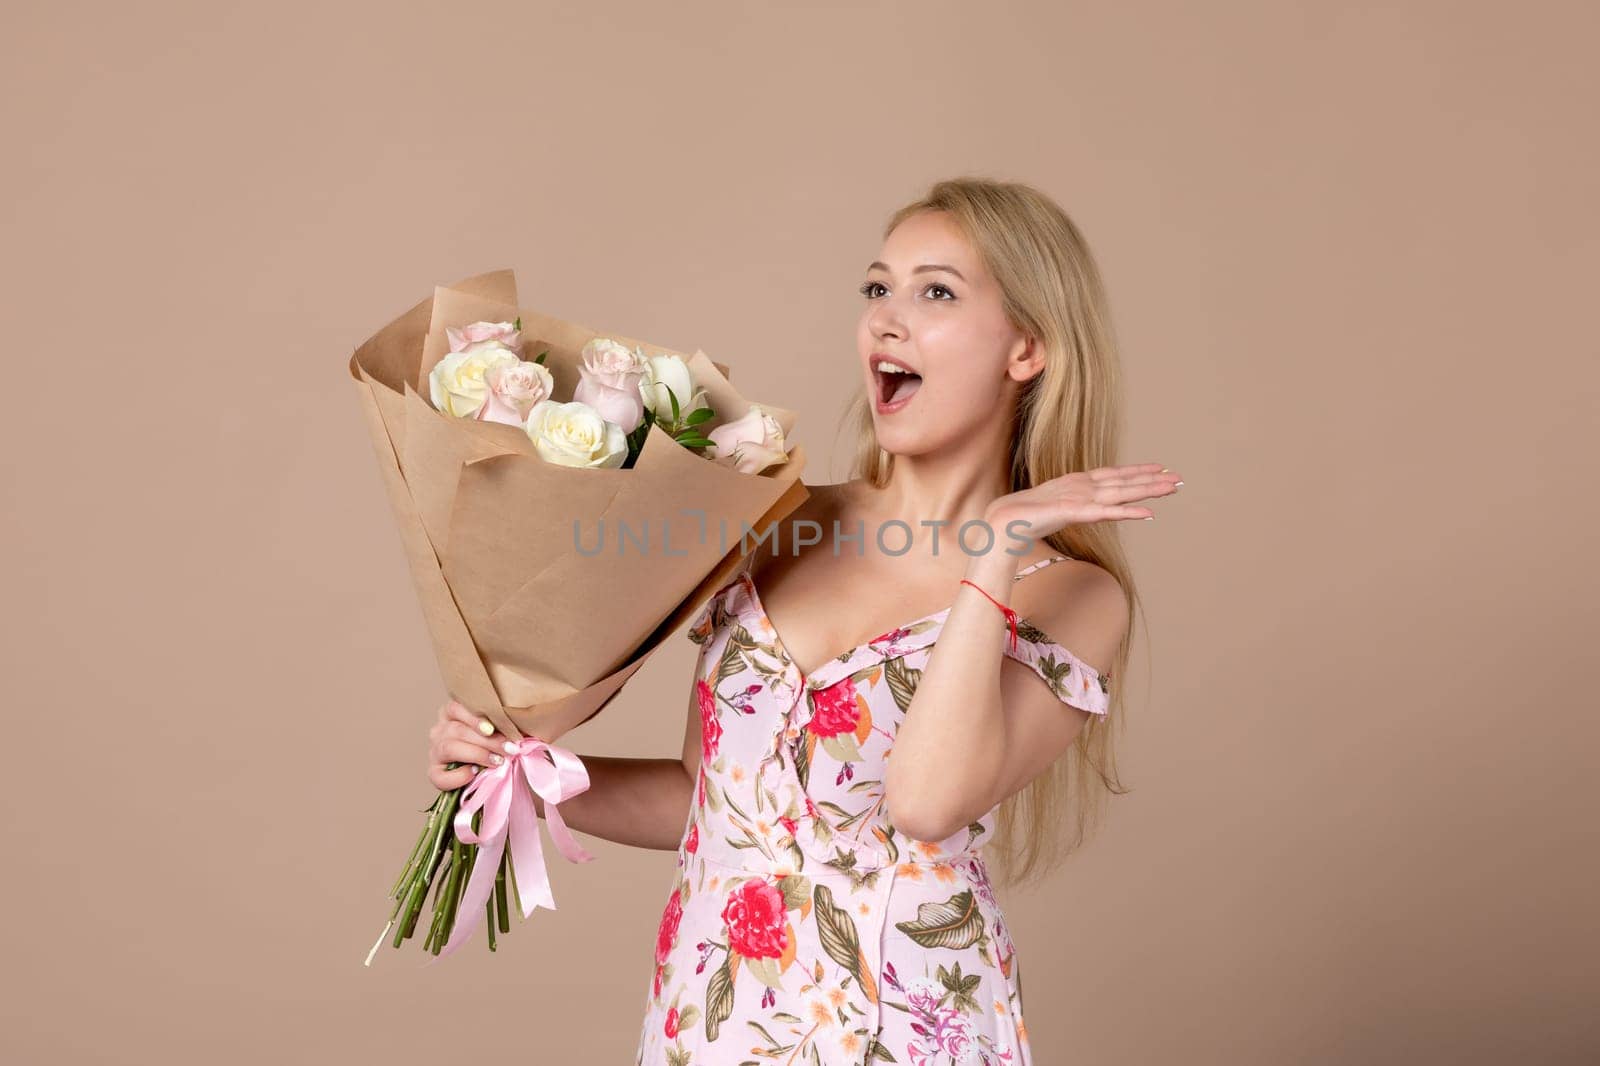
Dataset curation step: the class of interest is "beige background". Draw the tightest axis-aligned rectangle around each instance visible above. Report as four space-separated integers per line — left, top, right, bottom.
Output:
2 2 1594 1063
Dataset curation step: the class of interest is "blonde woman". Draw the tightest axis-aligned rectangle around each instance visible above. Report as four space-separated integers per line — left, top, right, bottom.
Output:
428 177 1180 1065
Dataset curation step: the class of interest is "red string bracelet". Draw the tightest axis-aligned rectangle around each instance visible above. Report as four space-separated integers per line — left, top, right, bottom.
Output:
959 578 1019 652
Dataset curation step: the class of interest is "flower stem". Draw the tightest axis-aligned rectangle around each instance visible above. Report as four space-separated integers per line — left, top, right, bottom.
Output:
395 785 459 948
495 846 511 933
441 841 476 952
422 847 455 953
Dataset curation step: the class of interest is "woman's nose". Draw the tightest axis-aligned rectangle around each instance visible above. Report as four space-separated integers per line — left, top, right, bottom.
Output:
867 300 906 340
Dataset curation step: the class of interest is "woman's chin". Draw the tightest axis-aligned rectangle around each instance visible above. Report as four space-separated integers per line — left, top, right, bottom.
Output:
870 426 924 457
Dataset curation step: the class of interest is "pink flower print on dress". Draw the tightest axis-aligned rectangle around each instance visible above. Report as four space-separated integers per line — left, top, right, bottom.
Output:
728 682 765 716
903 976 943 1014
871 624 916 653
721 878 789 960
685 822 699 855
697 679 722 761
807 679 861 738
935 1007 974 1060
807 676 872 769
653 889 683 998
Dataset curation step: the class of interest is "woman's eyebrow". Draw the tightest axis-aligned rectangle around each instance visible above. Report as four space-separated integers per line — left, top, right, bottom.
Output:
866 261 968 283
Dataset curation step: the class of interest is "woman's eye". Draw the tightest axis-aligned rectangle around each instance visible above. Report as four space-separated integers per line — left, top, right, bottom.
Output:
858 281 955 300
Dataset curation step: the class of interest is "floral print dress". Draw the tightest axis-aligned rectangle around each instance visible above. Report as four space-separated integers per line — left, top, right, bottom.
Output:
635 555 1111 1066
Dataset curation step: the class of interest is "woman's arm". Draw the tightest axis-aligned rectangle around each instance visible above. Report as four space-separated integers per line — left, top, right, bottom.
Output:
524 684 701 852
883 546 1125 842
885 466 1168 839
527 755 692 851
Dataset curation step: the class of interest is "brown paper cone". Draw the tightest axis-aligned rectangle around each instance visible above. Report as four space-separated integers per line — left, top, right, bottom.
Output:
349 269 810 740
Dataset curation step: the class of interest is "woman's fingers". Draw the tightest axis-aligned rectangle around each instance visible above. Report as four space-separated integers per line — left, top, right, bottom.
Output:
442 699 527 746
444 699 497 736
430 763 479 791
442 719 517 761
1090 462 1168 481
437 735 506 770
1102 479 1181 504
1088 471 1182 500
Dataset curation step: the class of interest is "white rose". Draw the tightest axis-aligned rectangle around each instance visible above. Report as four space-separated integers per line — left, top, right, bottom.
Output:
477 359 555 427
524 399 628 469
428 343 523 418
638 354 704 421
706 403 789 474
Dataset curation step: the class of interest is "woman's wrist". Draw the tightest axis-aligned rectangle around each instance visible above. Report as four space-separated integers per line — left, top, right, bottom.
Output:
960 535 1024 598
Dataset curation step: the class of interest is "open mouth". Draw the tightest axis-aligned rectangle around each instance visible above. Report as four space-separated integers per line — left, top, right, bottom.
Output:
874 363 923 408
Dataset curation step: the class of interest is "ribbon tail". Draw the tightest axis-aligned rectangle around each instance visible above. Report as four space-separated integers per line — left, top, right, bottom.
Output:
506 767 554 917
541 798 595 867
537 745 597 867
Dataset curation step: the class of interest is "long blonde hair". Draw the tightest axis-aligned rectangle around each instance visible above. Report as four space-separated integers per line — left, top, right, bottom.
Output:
842 177 1143 888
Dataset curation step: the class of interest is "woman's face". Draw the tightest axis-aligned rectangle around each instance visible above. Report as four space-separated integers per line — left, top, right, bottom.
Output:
856 210 1041 458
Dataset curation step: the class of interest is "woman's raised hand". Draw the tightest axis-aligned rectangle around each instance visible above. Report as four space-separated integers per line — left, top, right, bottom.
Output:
427 699 521 792
985 462 1183 545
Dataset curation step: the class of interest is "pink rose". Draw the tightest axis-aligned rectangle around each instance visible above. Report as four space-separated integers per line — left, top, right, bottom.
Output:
807 678 860 739
446 320 521 354
476 359 555 426
720 878 788 960
572 337 647 433
707 403 788 474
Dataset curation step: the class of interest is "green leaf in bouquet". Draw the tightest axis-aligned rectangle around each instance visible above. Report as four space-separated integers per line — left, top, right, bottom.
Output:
533 348 548 365
621 406 658 470
674 433 716 449
682 406 715 427
514 316 522 330
667 384 681 423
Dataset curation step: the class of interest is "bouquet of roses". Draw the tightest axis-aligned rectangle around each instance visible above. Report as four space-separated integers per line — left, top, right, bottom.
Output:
349 269 808 962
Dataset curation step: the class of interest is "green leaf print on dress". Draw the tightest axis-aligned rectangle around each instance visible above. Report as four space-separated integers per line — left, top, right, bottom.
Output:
893 889 987 952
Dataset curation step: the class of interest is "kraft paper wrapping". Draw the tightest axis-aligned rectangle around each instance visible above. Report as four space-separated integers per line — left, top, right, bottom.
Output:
349 269 810 741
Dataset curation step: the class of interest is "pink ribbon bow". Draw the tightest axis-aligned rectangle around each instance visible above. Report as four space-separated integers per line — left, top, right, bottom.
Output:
430 736 594 960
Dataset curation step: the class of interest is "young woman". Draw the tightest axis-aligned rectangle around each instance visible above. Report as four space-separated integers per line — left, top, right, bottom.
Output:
427 177 1180 1065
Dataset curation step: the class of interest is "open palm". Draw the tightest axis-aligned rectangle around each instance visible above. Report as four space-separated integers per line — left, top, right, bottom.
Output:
987 462 1182 544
